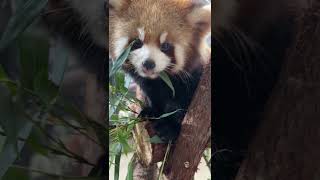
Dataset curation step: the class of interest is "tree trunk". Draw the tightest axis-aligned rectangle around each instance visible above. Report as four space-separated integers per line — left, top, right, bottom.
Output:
236 2 320 180
132 154 159 180
132 62 211 180
163 63 211 180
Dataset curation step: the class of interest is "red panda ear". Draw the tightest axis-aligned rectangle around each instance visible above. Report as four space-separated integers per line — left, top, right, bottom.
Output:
109 0 130 12
187 4 211 34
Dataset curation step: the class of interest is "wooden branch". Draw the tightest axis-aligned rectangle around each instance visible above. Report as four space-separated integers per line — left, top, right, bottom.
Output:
131 86 164 180
132 63 211 180
236 3 320 180
163 63 211 180
131 86 167 166
132 153 159 180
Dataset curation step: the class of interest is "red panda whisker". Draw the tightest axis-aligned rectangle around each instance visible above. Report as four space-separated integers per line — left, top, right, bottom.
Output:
213 35 245 72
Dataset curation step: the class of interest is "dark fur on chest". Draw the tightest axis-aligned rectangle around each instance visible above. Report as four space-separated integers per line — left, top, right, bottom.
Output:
126 66 203 140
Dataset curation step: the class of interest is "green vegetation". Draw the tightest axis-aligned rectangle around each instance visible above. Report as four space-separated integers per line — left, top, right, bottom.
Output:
0 0 106 179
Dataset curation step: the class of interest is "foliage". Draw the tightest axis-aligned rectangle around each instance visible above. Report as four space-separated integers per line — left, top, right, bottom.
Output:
0 0 211 179
109 43 139 180
0 0 107 179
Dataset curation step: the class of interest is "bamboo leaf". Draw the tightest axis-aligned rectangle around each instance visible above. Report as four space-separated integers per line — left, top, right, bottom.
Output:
109 39 137 78
0 89 33 179
0 0 48 51
33 69 59 104
159 72 175 97
0 65 8 80
26 128 49 157
18 33 50 90
148 135 165 144
149 109 184 120
117 132 132 155
114 144 122 180
48 39 69 86
125 155 134 180
158 140 172 180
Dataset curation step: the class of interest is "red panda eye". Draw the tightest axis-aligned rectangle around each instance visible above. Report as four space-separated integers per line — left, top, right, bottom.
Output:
160 42 172 53
132 39 143 50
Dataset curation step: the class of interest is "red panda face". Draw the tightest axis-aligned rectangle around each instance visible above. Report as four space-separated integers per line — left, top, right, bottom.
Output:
126 30 175 79
109 0 211 79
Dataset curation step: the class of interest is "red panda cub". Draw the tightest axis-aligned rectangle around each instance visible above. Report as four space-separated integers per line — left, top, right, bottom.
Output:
109 0 211 141
43 0 107 83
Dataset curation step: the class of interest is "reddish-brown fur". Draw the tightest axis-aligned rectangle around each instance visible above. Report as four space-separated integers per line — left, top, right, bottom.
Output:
109 0 210 73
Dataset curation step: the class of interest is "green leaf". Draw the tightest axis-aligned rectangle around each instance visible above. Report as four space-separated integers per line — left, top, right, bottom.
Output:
149 109 184 120
0 66 16 94
0 0 48 51
18 33 50 90
26 128 49 156
33 68 59 104
125 155 134 180
158 140 172 180
159 72 175 97
117 132 132 155
0 65 8 80
109 39 137 78
48 39 69 86
0 88 33 179
148 135 165 144
2 166 29 180
0 89 22 146
115 71 126 92
114 144 122 180
109 86 129 120
109 143 117 170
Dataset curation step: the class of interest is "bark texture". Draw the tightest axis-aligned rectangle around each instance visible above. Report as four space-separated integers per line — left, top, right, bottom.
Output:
132 85 166 166
236 3 320 180
163 63 211 180
131 86 163 179
132 154 159 180
132 63 211 180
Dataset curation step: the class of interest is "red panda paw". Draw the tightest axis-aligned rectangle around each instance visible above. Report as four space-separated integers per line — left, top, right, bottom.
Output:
151 117 181 142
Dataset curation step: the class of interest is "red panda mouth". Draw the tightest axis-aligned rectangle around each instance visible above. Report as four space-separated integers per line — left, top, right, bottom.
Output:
142 68 155 76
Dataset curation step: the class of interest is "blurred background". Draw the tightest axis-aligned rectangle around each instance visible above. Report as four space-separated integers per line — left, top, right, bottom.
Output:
0 0 106 179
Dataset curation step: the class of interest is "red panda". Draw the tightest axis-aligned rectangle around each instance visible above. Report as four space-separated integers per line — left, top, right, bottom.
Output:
213 0 307 179
43 0 107 83
109 0 211 140
42 0 107 176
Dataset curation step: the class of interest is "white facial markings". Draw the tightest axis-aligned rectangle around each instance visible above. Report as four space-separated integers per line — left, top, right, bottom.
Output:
114 37 129 59
128 44 171 79
149 45 171 73
137 27 145 41
173 44 185 72
160 32 168 44
129 45 150 75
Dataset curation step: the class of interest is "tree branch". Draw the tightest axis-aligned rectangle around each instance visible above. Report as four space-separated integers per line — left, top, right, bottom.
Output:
132 61 211 179
236 2 320 180
163 63 211 180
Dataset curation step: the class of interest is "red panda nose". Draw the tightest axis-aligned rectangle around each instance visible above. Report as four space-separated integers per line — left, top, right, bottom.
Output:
142 59 156 70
